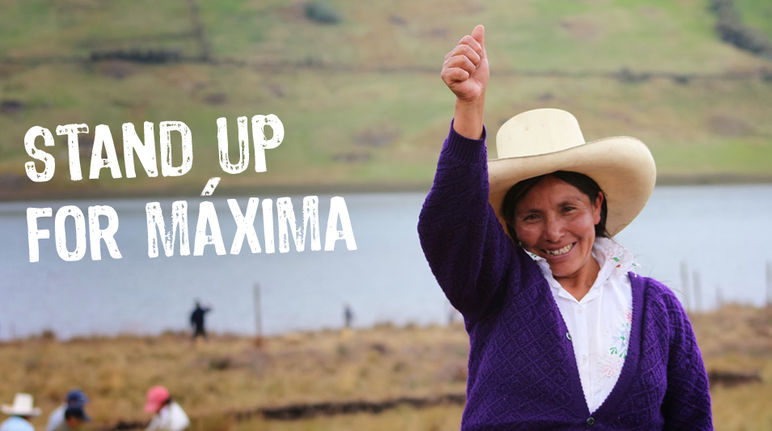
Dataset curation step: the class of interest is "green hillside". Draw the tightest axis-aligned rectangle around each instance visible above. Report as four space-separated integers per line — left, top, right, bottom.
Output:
735 0 772 40
1 0 771 199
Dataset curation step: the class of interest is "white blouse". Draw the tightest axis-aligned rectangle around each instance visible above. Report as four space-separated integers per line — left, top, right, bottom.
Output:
145 402 190 431
529 237 635 413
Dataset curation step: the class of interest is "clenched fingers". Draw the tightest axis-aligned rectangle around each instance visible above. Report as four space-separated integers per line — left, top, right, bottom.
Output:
441 66 470 84
444 35 483 60
444 53 478 75
458 34 484 59
444 44 481 67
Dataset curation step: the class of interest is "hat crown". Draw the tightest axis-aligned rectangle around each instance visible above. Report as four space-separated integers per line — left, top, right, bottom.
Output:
11 394 33 411
495 108 586 158
2 393 40 416
66 389 88 406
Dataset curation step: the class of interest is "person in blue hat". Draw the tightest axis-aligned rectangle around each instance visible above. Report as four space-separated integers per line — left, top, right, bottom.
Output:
46 389 90 431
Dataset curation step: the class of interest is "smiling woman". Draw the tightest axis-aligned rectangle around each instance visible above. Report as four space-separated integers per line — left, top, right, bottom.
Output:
509 175 603 297
418 25 713 430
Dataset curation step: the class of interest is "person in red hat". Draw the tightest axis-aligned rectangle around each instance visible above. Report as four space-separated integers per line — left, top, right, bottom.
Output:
143 386 189 431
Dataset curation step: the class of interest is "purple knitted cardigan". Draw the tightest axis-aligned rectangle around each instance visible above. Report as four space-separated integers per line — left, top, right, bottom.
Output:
417 124 712 430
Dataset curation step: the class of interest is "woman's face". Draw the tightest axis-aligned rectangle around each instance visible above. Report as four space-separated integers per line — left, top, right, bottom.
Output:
512 176 603 287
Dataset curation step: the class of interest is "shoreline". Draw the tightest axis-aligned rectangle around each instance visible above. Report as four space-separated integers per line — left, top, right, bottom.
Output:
2 302 767 343
1 173 771 203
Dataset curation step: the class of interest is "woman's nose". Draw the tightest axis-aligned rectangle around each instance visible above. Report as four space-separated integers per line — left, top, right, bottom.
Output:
544 216 564 241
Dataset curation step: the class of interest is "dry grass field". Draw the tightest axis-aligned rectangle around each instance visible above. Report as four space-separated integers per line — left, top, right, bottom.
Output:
0 304 769 430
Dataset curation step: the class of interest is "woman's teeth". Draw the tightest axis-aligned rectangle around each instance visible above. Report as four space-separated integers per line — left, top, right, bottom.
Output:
545 243 573 256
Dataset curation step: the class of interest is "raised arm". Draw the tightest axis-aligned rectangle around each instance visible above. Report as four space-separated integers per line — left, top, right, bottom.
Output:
418 26 519 322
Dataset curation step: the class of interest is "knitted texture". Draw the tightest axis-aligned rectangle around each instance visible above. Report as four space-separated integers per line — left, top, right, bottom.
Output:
417 124 712 430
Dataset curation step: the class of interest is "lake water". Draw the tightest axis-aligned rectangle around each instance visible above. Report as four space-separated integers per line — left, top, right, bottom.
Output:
1 184 770 340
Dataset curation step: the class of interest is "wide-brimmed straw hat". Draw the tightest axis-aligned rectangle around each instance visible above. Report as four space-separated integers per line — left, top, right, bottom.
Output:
488 108 656 237
1 393 41 417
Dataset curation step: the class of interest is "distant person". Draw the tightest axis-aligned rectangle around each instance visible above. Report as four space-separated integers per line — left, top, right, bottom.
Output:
46 389 90 431
343 304 354 328
189 300 211 341
1 393 40 431
143 386 190 431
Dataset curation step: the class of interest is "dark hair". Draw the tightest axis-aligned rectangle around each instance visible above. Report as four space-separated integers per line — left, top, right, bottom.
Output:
500 171 608 241
64 406 86 421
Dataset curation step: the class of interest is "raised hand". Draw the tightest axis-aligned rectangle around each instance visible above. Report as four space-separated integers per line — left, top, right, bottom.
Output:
441 25 489 102
441 25 488 139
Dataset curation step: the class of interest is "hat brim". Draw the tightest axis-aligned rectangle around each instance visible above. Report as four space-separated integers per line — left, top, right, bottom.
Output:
488 135 656 237
1 405 42 417
144 401 162 413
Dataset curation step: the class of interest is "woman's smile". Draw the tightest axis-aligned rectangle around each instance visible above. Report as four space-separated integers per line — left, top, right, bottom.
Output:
543 242 575 257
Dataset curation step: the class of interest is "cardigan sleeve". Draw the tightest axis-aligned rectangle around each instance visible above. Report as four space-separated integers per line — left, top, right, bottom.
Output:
661 292 713 430
417 121 518 322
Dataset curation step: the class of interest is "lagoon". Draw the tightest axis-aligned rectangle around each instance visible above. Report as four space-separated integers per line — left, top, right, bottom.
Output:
1 184 770 340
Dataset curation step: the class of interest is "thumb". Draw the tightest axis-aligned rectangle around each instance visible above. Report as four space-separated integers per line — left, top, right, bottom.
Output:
472 24 485 56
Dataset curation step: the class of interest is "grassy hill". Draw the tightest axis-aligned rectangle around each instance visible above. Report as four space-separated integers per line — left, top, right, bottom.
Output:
1 0 771 199
735 0 772 41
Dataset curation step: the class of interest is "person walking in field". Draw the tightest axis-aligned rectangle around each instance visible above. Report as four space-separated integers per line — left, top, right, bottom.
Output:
343 303 354 328
189 300 211 342
418 25 712 429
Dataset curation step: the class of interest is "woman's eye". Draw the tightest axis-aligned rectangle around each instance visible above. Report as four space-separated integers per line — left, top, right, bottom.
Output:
523 214 539 222
562 206 576 213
